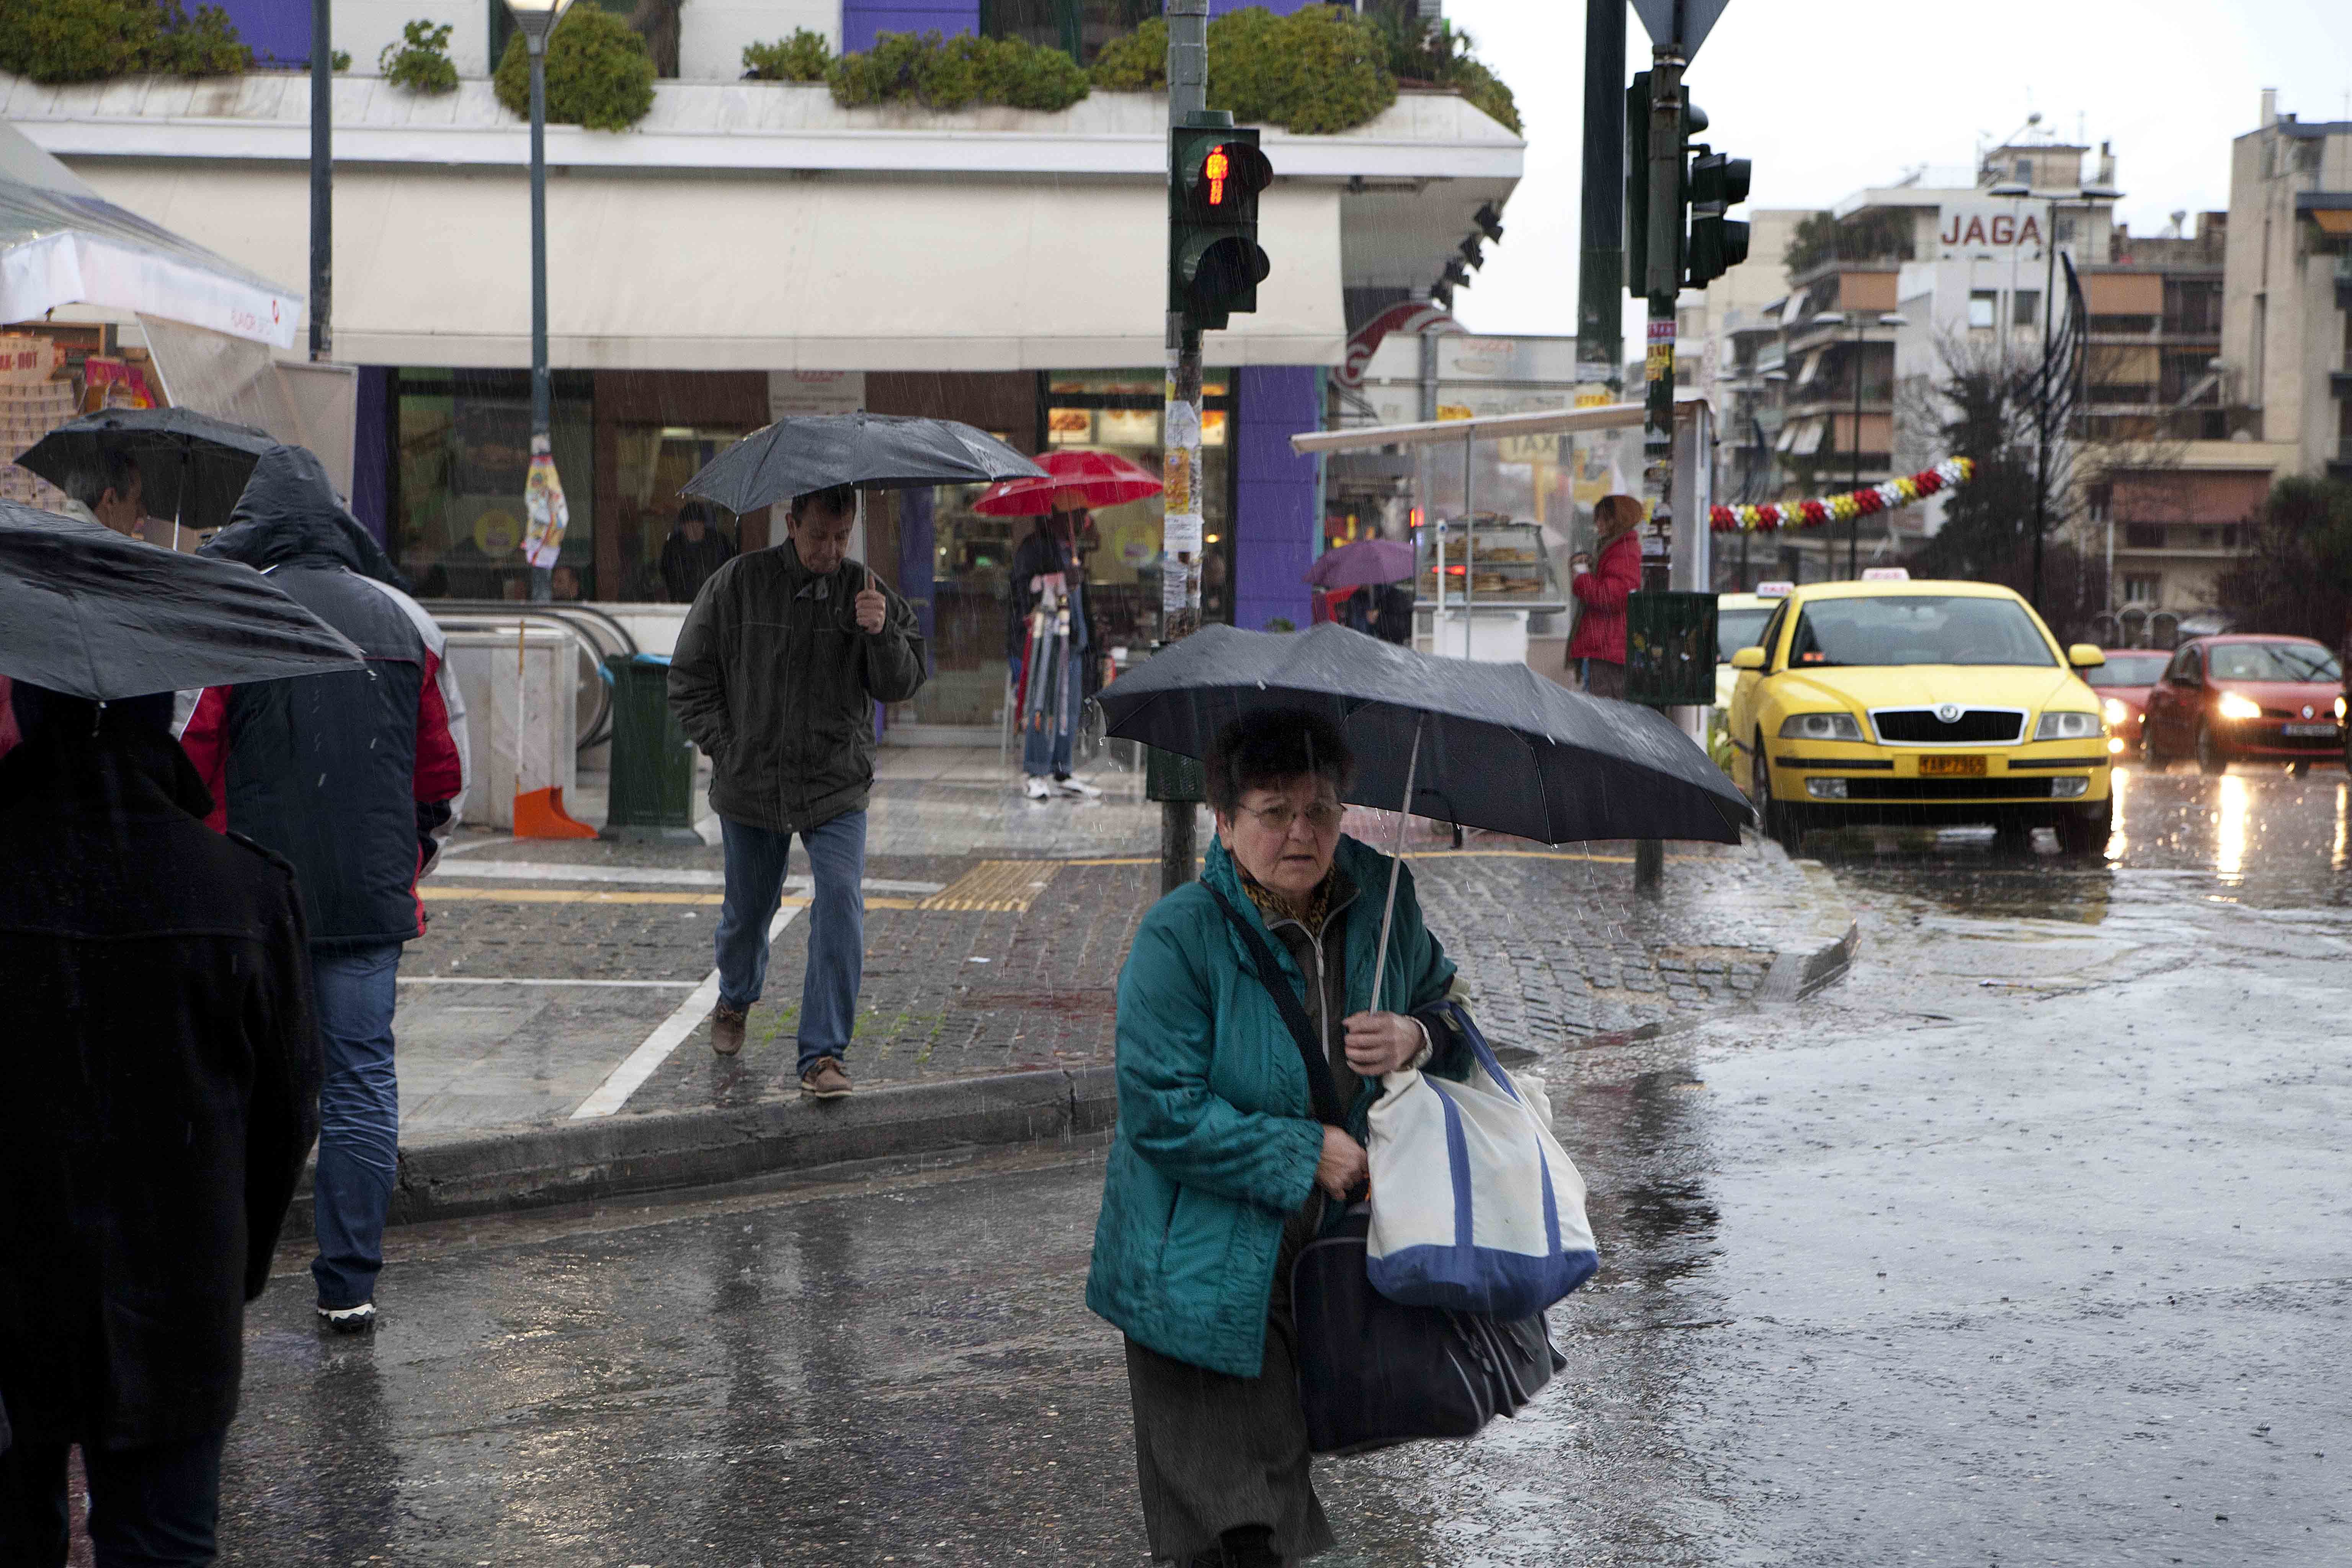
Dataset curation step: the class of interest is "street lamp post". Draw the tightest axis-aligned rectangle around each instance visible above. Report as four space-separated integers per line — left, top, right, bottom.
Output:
506 0 572 600
1813 309 1908 577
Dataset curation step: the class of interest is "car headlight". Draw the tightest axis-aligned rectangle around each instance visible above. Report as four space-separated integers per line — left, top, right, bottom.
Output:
2102 698 2128 725
1779 712 1865 742
2337 696 2348 722
2034 710 2101 741
2216 692 2263 721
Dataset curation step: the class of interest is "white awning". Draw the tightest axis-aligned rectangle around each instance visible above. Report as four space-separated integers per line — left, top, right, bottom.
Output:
0 122 299 348
76 163 1346 371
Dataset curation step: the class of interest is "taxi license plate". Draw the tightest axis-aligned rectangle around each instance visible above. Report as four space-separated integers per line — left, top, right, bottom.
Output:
2283 723 2335 737
1918 755 1987 777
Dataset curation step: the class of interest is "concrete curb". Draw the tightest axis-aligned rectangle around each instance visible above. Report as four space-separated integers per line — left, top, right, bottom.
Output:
1759 858 1862 1002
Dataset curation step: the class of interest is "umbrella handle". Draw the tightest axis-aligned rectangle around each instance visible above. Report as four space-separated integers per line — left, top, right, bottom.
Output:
1368 714 1424 1010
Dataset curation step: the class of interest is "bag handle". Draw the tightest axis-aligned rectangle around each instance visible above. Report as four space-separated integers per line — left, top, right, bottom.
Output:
1204 883 1349 1129
1436 999 1520 1103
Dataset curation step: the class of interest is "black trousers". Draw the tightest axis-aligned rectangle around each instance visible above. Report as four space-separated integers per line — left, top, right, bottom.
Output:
0 1431 225 1568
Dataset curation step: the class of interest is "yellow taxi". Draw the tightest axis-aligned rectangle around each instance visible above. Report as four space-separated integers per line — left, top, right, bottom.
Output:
1713 586 1787 709
1724 577 2114 856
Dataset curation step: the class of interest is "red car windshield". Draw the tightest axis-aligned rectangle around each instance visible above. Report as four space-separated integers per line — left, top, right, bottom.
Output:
2083 653 2169 688
2205 642 2341 683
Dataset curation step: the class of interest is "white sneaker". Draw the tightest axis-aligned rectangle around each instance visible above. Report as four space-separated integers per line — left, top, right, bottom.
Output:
1054 775 1103 799
1023 774 1052 800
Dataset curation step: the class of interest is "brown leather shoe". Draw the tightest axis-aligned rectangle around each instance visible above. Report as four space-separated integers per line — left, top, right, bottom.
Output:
799 1057 853 1099
710 1004 748 1057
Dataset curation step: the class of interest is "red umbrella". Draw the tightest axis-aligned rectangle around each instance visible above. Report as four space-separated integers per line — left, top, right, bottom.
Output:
970 448 1163 516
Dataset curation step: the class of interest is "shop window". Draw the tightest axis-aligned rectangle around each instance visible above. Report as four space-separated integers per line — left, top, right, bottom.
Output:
389 369 595 601
605 425 759 602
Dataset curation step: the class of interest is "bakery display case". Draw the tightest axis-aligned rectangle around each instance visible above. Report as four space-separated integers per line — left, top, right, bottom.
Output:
1411 514 1563 611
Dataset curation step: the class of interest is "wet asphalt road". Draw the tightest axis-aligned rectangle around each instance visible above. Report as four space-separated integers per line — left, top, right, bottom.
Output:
222 763 2352 1567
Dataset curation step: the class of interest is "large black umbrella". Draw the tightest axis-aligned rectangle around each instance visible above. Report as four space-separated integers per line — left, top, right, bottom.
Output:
1098 622 1751 846
1099 623 1754 997
679 413 1045 513
16 407 279 541
0 500 363 700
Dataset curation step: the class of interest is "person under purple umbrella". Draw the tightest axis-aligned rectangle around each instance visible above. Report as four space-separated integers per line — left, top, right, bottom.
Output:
1305 537 1415 645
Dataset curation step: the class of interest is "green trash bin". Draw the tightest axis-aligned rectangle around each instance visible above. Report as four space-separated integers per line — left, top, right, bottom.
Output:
604 653 703 843
1624 591 1719 708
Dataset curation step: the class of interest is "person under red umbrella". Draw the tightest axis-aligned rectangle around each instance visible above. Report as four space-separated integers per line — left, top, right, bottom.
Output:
980 452 1162 800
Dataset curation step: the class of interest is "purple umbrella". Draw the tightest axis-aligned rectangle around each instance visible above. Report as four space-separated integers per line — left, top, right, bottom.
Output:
1305 537 1415 590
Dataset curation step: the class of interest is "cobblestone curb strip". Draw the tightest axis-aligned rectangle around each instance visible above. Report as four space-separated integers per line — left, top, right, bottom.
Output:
292 861 1851 1229
374 1066 1123 1227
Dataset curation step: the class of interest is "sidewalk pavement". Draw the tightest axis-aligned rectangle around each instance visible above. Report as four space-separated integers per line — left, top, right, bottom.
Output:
364 747 1854 1227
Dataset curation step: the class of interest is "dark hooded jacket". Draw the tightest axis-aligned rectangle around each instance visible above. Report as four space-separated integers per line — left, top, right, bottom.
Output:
0 698 321 1450
182 445 467 945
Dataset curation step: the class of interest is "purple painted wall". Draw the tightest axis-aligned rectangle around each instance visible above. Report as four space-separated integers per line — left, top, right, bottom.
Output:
1208 0 1316 12
1233 365 1319 634
350 366 390 547
842 0 980 52
214 0 313 65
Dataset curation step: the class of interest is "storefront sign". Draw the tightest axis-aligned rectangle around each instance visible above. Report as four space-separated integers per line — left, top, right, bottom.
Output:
767 370 866 422
1936 203 2050 256
1334 299 1460 389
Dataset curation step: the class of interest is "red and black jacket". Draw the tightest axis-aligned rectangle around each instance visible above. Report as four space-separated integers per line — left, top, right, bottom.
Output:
181 446 466 947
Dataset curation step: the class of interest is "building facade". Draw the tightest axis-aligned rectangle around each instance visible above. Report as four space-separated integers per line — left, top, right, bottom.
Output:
5 0 1520 729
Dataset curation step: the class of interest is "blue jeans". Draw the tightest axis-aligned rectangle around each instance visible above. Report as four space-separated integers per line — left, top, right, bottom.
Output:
715 810 866 1075
0 1431 226 1568
1021 647 1081 778
309 942 403 1311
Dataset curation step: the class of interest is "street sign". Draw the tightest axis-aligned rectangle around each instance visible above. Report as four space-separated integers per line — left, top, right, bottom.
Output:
1629 0 1730 59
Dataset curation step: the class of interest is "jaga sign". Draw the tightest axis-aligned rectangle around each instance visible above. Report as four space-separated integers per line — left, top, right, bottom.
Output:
1937 203 2050 256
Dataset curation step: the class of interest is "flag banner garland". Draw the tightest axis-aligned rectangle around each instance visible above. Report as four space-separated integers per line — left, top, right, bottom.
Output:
1709 457 1975 533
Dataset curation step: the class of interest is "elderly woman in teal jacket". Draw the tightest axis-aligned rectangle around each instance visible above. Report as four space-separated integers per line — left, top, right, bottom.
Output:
1086 707 1476 1568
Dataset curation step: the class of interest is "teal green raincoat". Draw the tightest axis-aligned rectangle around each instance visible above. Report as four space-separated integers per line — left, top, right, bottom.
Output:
1085 834 1470 1378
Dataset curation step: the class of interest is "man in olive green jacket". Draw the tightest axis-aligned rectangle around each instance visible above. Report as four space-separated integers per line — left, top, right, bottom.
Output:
668 485 926 1094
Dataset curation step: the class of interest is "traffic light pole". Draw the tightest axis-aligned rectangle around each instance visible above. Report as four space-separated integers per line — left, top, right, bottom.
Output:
1635 45 1684 897
1575 0 1624 395
1159 0 1209 893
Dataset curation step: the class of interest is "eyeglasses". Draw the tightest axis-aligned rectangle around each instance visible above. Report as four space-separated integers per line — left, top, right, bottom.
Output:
1235 800 1346 834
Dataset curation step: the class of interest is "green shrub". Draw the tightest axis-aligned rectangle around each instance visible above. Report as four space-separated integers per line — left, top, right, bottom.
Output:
0 0 249 83
493 3 655 132
828 29 1088 113
1087 7 1395 135
378 19 456 96
1090 5 1521 135
742 28 830 82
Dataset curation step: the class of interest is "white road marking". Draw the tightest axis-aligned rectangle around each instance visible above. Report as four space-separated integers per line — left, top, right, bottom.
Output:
427 860 944 895
397 977 701 989
568 900 803 1119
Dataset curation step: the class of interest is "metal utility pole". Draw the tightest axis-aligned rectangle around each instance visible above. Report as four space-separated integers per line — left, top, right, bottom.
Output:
1632 41 1683 898
2029 217 2060 616
307 0 331 361
1847 314 1864 578
1158 0 1209 893
1575 0 1625 394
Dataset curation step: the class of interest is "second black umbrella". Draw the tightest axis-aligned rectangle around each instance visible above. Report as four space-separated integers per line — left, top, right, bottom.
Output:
679 413 1045 514
16 407 279 541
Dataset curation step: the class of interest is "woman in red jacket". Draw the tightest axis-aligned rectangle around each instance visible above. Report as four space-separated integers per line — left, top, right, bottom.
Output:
1567 493 1646 699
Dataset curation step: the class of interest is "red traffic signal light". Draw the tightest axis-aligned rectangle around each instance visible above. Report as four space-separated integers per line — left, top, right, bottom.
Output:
1184 138 1271 216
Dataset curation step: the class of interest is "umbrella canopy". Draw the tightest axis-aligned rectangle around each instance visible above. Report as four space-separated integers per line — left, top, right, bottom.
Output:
679 413 1045 515
16 407 279 538
970 448 1164 517
1096 622 1753 845
0 500 364 701
1305 537 1416 590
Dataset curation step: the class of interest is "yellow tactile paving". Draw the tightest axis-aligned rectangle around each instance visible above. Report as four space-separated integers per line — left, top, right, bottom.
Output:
916 859 1062 913
419 888 924 910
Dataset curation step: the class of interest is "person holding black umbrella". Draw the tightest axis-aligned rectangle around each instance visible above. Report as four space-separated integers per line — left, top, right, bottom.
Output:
668 483 927 1092
58 448 145 539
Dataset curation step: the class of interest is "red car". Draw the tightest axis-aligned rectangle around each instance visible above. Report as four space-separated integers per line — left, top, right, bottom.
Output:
2142 635 2346 773
2082 648 2171 756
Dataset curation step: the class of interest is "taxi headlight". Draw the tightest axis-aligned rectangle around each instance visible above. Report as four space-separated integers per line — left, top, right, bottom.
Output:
2216 692 2263 721
2102 698 2128 725
1779 711 1865 742
2051 776 2090 799
2034 710 2102 741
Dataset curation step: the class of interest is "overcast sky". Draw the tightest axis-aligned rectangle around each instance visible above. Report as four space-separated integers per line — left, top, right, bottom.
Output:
1441 0 2352 340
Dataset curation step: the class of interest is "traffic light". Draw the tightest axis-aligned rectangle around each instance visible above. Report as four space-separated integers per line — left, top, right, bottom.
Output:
1685 149 1752 287
1170 121 1272 332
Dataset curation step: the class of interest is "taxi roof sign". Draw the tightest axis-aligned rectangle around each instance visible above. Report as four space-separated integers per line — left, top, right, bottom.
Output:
1860 567 1911 581
1754 580 1794 597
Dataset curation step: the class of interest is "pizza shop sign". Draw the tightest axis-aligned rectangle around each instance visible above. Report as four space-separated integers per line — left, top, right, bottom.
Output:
1938 203 2050 254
